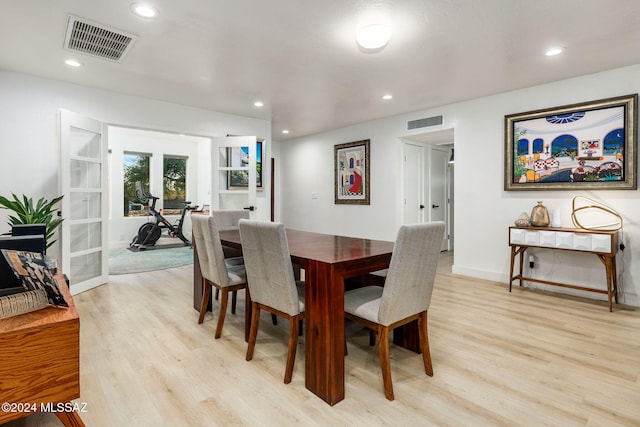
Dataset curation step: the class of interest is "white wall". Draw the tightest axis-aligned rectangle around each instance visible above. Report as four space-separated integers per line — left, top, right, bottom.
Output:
0 70 270 257
279 64 640 307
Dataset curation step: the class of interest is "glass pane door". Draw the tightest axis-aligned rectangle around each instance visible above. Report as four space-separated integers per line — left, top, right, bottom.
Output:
60 110 108 293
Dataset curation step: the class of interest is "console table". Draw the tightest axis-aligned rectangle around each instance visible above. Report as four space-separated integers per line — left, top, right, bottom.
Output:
508 226 619 311
0 272 83 426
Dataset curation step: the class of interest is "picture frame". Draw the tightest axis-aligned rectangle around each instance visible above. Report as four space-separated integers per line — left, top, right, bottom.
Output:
504 94 638 191
335 139 370 204
227 139 263 189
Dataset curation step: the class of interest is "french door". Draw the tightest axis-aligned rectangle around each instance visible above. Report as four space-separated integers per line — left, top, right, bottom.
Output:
59 110 108 294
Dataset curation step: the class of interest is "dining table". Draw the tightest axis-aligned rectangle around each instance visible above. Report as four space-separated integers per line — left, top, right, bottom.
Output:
194 228 408 405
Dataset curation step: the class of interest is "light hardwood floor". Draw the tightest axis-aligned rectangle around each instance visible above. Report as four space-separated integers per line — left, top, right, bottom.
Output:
6 252 640 426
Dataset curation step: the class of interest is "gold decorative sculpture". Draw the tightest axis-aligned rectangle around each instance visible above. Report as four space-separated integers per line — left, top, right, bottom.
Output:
571 196 622 231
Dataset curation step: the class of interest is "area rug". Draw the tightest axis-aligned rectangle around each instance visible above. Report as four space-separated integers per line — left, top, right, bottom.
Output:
108 246 193 275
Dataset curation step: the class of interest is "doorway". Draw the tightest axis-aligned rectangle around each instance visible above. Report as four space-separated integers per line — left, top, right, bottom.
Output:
401 128 454 252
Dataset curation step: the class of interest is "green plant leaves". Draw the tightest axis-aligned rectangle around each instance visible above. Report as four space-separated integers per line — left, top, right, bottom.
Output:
0 193 64 249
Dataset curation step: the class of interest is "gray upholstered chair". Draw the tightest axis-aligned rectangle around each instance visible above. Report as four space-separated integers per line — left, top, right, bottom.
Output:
238 219 305 384
344 221 445 400
211 209 250 232
210 210 249 297
191 214 247 339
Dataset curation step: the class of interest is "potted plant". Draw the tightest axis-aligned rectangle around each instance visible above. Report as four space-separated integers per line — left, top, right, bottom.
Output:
0 193 64 250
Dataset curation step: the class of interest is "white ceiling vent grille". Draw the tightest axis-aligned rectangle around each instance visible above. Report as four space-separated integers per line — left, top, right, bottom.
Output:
64 15 137 62
407 115 444 130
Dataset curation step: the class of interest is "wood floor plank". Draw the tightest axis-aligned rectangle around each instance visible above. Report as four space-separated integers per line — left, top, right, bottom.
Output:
4 251 640 426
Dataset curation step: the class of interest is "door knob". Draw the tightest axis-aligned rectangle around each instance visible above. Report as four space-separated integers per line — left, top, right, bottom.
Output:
432 204 439 209
243 206 256 211
419 204 425 209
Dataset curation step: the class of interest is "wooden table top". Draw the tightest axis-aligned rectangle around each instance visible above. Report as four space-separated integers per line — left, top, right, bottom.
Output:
219 228 395 264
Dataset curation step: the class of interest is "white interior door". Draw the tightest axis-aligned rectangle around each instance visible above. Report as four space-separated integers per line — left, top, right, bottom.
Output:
213 136 257 217
403 142 424 224
60 110 108 294
430 148 448 251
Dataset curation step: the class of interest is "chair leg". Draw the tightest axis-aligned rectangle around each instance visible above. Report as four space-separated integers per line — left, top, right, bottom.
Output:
271 313 278 325
231 290 237 315
198 280 211 324
246 302 261 361
378 326 394 400
419 311 434 376
215 288 229 339
284 315 300 384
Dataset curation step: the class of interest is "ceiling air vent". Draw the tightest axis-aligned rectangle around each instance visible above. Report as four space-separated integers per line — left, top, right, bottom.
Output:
64 15 137 62
407 115 444 130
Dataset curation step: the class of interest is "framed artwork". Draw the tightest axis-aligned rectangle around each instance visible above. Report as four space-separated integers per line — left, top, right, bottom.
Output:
504 94 637 191
228 139 263 189
335 139 370 204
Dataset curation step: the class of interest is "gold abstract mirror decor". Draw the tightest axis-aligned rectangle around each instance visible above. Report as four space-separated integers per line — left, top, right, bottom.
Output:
571 196 622 231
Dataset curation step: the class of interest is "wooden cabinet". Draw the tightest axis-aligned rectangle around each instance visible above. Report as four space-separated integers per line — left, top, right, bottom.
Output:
508 226 618 311
0 273 84 426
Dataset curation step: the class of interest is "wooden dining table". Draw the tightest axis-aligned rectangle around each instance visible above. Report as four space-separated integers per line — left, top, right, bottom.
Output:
193 228 399 405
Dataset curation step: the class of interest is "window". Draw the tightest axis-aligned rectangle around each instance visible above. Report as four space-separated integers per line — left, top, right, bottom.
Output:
163 156 187 215
123 152 150 217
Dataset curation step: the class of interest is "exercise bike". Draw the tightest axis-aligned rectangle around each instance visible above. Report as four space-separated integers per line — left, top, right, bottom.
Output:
130 184 198 250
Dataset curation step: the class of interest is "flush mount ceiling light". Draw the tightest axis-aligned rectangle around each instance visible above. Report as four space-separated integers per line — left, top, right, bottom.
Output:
131 3 157 18
356 24 391 50
545 47 563 56
382 94 393 100
282 129 290 134
254 101 264 107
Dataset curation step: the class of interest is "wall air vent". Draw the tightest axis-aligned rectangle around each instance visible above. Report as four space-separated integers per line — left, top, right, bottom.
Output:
64 15 137 62
407 115 444 130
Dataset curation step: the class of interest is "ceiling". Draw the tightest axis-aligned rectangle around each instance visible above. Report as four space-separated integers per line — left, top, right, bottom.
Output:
2 1 640 141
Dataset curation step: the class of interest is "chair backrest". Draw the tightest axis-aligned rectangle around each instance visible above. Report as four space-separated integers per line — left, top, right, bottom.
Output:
191 215 232 286
211 210 250 231
378 222 445 326
238 220 300 315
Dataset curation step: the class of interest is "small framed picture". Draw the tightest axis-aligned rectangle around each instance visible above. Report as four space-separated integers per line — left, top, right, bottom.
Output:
335 139 370 204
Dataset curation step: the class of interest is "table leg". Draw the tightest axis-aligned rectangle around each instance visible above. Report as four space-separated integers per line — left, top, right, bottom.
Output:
304 260 345 405
392 321 421 353
604 255 614 312
612 255 619 304
509 246 516 292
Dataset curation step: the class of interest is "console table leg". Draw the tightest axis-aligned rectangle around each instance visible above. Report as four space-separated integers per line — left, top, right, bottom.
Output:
509 247 516 292
612 255 619 304
518 249 525 287
598 254 616 312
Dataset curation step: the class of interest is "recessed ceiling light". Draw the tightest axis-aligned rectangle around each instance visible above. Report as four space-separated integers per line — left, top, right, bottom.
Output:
65 59 82 67
254 101 264 107
382 94 393 100
282 129 290 134
356 24 392 50
546 47 563 56
131 3 157 18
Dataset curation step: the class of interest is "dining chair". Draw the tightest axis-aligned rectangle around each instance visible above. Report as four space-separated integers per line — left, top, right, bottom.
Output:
191 214 247 339
238 219 305 384
344 221 445 400
210 210 249 297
